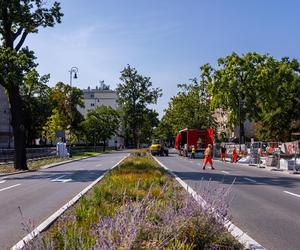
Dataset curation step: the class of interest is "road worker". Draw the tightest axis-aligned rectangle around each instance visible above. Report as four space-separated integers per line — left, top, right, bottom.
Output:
232 146 238 163
191 145 195 159
202 144 215 170
220 144 226 162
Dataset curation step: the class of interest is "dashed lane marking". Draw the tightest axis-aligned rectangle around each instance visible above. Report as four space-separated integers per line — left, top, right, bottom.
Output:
284 191 300 198
51 175 72 183
0 184 21 192
243 177 257 183
221 171 230 175
0 180 6 184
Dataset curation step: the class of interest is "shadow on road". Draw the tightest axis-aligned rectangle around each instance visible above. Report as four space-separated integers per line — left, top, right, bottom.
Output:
3 169 106 183
172 170 300 189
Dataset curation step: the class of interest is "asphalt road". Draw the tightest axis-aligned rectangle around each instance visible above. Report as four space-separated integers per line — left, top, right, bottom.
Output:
155 154 300 250
0 151 128 249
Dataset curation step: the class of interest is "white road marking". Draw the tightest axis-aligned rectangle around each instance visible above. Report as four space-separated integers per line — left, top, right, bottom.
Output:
51 175 72 183
243 177 257 183
96 163 102 167
221 171 230 175
0 180 6 184
284 191 300 198
0 184 21 192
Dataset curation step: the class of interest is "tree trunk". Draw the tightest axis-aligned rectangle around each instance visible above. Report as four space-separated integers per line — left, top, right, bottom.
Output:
240 122 245 145
103 140 106 152
7 86 28 170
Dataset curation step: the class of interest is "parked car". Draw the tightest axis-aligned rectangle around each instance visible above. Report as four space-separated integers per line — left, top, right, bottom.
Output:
150 139 169 156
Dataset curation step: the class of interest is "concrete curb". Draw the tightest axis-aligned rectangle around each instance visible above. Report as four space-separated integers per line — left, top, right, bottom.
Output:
11 153 130 250
152 156 266 250
0 153 102 178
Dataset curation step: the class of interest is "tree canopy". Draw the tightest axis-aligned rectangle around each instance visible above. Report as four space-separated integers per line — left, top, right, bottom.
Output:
0 0 63 170
82 106 120 151
117 65 162 147
160 66 216 139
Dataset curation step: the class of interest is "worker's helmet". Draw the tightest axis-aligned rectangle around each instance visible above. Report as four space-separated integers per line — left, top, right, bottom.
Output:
208 144 212 147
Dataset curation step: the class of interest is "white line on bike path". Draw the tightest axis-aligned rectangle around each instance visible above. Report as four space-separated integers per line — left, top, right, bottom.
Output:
0 184 21 192
243 177 257 183
221 171 230 175
284 191 300 198
51 175 72 183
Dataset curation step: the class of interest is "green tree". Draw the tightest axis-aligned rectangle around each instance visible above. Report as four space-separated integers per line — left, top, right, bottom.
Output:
116 65 162 147
0 0 63 170
22 69 52 145
162 67 216 136
255 57 300 141
208 52 267 143
43 108 66 144
82 106 120 151
44 82 84 143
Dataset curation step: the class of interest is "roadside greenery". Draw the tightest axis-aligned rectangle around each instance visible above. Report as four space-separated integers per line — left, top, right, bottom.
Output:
158 52 300 142
26 152 242 249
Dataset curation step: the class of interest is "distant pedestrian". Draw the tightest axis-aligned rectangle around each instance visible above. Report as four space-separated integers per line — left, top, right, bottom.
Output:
220 145 226 162
232 146 238 163
203 144 215 170
191 145 195 159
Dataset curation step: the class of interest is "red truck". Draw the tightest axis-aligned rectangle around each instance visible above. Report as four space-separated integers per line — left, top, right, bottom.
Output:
175 128 214 157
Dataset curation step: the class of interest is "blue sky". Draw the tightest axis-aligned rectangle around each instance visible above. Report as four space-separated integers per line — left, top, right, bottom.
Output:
25 0 300 117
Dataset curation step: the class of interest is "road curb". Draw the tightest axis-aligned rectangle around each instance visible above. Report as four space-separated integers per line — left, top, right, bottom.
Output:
152 156 266 250
0 153 102 178
11 153 129 250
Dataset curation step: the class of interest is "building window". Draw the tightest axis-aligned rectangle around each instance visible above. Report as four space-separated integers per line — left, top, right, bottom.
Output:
91 94 94 98
91 103 95 107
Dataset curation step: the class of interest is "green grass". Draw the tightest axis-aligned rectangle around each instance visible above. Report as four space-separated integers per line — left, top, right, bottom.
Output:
32 153 243 250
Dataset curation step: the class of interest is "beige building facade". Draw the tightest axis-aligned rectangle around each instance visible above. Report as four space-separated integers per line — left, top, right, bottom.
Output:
78 86 123 148
0 85 13 148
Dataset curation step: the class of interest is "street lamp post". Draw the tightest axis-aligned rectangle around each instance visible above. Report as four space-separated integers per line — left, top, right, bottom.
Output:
69 67 78 87
68 67 78 157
